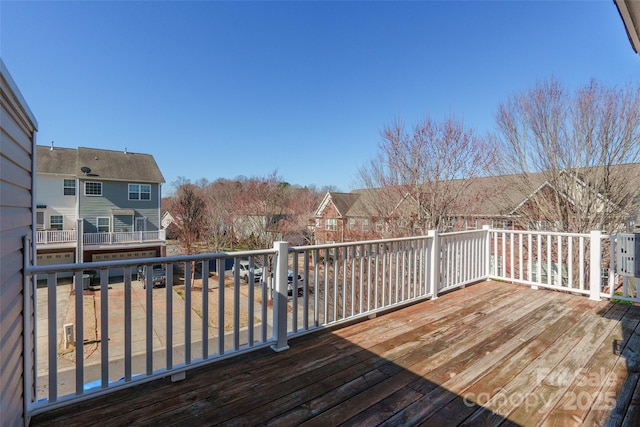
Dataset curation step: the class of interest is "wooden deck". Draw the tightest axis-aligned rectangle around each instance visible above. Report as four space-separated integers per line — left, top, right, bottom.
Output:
31 281 640 426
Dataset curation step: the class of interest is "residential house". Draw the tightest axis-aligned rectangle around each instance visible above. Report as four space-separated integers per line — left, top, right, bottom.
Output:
314 166 640 244
36 144 166 269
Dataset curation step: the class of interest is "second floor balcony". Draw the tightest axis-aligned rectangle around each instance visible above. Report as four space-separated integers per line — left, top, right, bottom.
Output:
36 229 166 247
23 227 640 425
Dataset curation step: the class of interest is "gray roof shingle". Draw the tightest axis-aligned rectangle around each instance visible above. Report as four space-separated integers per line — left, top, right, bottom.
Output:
37 145 165 183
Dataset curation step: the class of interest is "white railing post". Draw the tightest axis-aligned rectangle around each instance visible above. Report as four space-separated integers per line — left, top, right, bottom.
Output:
483 225 491 280
271 241 290 352
428 230 440 299
590 230 602 301
76 219 83 263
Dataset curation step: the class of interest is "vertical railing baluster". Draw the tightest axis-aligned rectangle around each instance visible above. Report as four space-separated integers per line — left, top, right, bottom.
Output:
303 250 309 330
247 257 254 346
202 260 209 357
359 244 364 314
48 273 57 402
350 246 355 317
313 249 319 327
124 267 132 381
568 236 574 289
292 251 299 332
218 259 225 355
74 271 84 394
166 263 173 369
262 254 268 341
324 248 329 324
333 247 339 321
547 234 552 287
233 260 240 350
185 262 192 363
100 269 109 388
145 265 153 375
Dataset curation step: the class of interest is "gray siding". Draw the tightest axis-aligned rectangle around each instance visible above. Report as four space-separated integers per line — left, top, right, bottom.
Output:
1 60 38 427
78 180 161 232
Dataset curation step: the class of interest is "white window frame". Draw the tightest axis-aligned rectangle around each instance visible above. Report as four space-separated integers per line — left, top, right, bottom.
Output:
85 181 102 196
63 179 76 196
315 218 322 228
375 221 384 233
362 219 370 231
348 218 356 230
326 218 337 231
129 183 151 201
97 217 110 233
50 215 63 230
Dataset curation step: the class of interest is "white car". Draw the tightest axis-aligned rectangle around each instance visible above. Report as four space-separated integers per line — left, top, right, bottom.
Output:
267 270 304 296
232 260 263 282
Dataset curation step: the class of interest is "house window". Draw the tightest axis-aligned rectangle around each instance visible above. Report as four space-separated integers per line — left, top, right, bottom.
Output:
50 215 63 230
63 179 76 196
315 218 322 228
97 217 110 233
129 183 151 200
85 182 102 196
36 212 45 231
348 218 356 230
326 219 337 231
362 219 370 231
375 221 384 233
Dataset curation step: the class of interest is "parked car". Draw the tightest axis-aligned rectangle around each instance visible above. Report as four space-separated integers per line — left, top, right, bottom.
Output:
232 260 263 282
287 270 304 296
267 270 304 296
138 264 167 288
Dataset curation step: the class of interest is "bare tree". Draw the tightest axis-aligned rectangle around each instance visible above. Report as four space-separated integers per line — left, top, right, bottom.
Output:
202 178 238 251
171 183 208 286
358 114 494 232
275 186 323 245
494 78 640 233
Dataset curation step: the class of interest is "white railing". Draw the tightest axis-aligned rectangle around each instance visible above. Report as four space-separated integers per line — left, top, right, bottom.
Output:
486 229 612 301
83 230 166 245
25 226 621 417
36 230 77 244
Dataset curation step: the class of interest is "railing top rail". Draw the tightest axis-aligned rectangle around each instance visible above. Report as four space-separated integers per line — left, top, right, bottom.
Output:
25 247 277 275
291 233 436 252
489 228 594 239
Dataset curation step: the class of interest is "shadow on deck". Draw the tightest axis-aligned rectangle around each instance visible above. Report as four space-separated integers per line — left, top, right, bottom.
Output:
30 281 640 426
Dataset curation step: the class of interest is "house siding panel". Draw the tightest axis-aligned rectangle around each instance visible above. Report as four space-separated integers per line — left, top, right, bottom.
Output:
1 60 38 427
79 181 160 232
35 176 77 230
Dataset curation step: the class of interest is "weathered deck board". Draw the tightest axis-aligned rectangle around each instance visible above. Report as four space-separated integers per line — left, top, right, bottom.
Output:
30 281 640 427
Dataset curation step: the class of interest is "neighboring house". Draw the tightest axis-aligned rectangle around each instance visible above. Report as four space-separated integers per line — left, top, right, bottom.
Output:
314 166 640 244
36 144 166 268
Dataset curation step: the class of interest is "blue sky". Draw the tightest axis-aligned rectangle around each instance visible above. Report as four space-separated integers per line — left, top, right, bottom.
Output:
2 1 638 193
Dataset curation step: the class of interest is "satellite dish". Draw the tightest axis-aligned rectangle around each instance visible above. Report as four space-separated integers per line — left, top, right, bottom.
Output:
81 166 91 175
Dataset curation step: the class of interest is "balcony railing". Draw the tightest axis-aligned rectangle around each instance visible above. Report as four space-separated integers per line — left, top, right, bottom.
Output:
23 227 634 418
36 230 166 245
36 230 77 244
83 230 166 245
